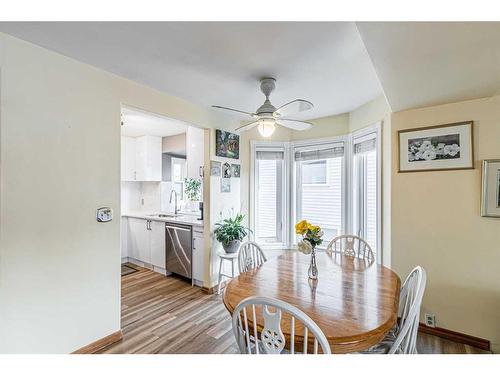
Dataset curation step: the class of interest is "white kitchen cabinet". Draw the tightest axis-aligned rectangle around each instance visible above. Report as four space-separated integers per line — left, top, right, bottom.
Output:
121 217 129 260
136 135 162 181
128 218 151 264
150 220 166 268
186 127 205 179
121 136 136 181
192 227 205 284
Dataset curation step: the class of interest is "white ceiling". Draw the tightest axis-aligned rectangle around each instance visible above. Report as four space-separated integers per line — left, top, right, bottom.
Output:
1 22 499 116
121 106 188 137
356 22 500 112
0 22 383 120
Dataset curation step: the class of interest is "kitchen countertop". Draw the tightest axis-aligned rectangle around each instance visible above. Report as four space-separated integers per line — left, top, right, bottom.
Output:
122 212 204 228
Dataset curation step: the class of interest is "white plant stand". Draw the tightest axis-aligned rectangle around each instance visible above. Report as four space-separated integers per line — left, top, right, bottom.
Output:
217 251 239 295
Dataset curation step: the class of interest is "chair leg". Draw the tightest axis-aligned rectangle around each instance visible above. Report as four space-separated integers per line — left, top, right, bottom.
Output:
217 258 224 295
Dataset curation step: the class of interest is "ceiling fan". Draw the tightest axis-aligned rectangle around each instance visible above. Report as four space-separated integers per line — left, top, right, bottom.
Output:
212 78 314 137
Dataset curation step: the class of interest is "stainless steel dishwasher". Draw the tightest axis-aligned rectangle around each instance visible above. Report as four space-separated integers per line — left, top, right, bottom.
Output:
165 223 192 280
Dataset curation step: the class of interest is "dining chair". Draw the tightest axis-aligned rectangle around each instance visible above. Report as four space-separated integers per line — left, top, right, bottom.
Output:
363 266 427 354
238 241 267 273
232 296 331 354
326 234 375 262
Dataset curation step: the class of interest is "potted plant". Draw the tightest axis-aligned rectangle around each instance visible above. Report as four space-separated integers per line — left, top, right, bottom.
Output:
214 213 251 253
184 178 202 211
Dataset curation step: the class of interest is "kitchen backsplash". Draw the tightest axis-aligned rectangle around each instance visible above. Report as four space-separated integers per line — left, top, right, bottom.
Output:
121 181 180 213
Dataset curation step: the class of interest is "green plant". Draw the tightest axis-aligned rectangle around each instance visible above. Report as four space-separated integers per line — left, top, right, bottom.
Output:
184 178 202 201
214 213 252 245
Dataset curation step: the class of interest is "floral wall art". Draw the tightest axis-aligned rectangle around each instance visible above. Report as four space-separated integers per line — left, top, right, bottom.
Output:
398 121 473 172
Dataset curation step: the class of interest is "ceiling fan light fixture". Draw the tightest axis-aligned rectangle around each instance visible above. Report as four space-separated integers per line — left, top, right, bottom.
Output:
258 118 276 137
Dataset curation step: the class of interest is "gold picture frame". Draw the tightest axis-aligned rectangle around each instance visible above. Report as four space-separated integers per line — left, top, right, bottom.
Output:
397 121 474 173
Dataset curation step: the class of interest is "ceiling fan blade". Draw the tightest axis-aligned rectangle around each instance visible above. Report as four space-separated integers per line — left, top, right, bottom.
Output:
212 105 257 117
235 120 259 132
277 119 313 131
274 99 313 117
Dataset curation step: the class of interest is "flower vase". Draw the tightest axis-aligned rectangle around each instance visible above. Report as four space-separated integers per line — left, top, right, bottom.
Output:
308 247 318 280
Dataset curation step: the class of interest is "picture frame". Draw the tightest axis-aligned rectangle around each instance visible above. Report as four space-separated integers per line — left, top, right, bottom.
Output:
221 178 231 193
210 161 221 176
222 162 231 178
398 121 474 173
215 129 240 159
481 159 500 218
231 164 241 178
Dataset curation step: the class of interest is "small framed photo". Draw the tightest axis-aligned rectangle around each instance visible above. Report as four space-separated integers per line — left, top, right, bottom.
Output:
222 162 232 178
231 164 241 178
221 178 231 193
398 121 474 173
481 159 500 218
210 161 221 176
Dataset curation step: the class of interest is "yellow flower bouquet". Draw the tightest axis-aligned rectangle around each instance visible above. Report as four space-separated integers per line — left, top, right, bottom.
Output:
295 220 323 280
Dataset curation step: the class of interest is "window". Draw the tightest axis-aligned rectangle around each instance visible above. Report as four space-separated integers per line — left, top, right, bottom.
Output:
253 149 285 245
294 143 345 246
352 130 380 258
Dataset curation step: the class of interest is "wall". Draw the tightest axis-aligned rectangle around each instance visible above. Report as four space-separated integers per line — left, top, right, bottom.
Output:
390 95 500 352
162 132 186 156
0 32 231 353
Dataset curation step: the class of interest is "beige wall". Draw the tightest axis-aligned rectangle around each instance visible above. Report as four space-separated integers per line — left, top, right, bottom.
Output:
162 132 186 155
391 95 500 352
0 33 230 353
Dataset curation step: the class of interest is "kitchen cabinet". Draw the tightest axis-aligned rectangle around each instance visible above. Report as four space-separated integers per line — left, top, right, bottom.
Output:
128 218 151 264
150 220 166 268
127 217 166 270
192 227 205 284
186 127 205 179
121 136 136 181
136 135 162 181
121 217 129 260
121 135 162 181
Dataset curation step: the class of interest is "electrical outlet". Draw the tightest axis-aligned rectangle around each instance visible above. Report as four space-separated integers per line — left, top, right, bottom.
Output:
424 313 436 328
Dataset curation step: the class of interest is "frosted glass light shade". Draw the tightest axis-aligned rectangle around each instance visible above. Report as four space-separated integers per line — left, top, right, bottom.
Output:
258 118 276 137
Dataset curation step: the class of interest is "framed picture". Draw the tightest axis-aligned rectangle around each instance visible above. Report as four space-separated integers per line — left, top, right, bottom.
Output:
398 121 474 173
210 161 221 176
231 164 241 178
222 162 231 178
481 159 500 218
216 129 240 159
221 178 231 193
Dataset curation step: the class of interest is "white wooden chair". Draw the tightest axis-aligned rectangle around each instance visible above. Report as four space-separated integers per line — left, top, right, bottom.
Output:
326 234 375 263
238 241 267 273
363 266 427 354
232 296 331 354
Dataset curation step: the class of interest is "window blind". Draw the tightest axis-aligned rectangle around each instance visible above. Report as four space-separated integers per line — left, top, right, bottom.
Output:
354 133 377 154
256 150 284 160
294 144 344 161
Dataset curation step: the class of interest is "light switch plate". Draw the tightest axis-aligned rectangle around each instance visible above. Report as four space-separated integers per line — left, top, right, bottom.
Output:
96 207 113 222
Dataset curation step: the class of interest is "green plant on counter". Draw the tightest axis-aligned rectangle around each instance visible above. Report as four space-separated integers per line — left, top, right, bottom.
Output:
184 178 202 201
214 213 252 246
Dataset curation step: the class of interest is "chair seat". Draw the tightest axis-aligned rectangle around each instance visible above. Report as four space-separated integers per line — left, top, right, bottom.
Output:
358 325 398 354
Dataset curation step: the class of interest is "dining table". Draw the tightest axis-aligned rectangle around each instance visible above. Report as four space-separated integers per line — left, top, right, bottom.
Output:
222 251 401 353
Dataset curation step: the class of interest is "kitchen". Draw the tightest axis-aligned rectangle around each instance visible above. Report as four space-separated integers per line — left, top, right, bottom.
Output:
120 106 207 287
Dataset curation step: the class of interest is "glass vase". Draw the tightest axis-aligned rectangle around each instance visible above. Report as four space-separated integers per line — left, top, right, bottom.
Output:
308 247 318 280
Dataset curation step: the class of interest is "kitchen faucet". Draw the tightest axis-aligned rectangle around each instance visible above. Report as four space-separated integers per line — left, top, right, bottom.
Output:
169 190 179 215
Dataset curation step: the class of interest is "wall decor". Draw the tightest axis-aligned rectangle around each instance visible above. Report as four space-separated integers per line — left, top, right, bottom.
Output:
398 121 474 172
216 129 240 159
222 162 232 178
221 177 231 193
481 159 500 218
231 164 241 178
210 160 221 176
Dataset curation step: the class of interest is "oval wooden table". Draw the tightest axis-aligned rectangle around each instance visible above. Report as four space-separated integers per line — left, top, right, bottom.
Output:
223 252 401 353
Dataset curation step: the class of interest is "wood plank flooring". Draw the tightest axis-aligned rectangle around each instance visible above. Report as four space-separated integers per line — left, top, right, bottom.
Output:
100 265 490 354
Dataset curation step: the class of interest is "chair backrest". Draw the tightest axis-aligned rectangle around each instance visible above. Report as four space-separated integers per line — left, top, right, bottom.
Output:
232 296 331 354
326 234 375 262
238 241 267 273
390 266 427 354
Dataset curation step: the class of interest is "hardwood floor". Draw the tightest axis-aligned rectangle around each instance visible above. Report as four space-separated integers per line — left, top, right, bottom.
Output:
100 265 490 354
